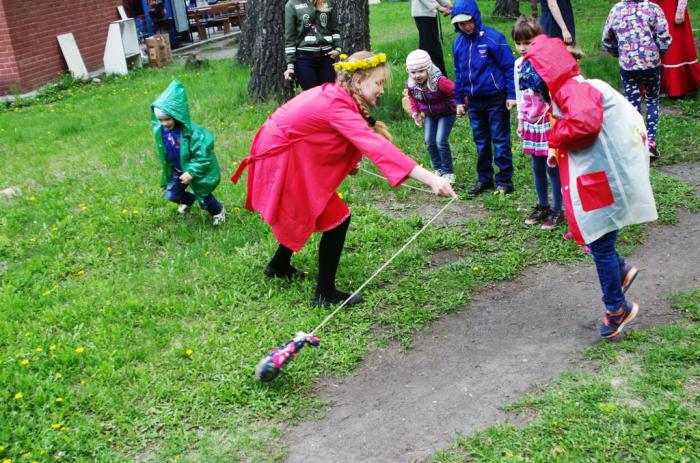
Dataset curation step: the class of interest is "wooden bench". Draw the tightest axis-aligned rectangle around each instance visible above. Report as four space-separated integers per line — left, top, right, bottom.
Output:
188 2 246 41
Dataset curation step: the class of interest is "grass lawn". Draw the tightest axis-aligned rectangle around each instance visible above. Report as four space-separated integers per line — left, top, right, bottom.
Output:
1 1 699 461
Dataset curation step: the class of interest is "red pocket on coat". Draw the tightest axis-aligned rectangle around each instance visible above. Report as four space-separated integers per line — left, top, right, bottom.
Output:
576 171 614 212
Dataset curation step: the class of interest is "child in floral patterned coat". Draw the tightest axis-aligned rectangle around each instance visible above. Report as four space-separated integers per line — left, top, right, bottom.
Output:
602 0 671 159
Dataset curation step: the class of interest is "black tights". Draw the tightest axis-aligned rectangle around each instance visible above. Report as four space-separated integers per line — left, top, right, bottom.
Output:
267 216 351 297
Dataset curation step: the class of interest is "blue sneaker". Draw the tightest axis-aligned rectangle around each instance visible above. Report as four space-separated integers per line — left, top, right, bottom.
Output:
599 302 638 339
621 265 638 294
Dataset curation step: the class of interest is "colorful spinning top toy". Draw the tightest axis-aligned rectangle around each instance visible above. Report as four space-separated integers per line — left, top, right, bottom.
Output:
255 331 320 382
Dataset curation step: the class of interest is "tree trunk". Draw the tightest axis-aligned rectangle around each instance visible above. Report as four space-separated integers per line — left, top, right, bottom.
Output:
493 0 520 18
336 0 370 54
236 0 257 65
247 0 292 100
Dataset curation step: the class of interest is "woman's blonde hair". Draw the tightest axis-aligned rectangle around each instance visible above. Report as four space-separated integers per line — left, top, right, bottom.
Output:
335 51 392 141
314 0 330 12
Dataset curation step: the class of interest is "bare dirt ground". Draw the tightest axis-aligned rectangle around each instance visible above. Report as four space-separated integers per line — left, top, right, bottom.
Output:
283 162 700 463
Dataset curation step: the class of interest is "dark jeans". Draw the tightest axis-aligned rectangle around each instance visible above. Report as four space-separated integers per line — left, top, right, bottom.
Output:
532 155 562 211
424 113 456 174
295 52 336 91
620 67 661 144
467 93 513 187
165 173 222 215
414 16 447 76
588 230 629 312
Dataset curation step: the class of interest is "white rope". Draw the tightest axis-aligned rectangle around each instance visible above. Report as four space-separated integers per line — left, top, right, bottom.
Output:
309 196 456 336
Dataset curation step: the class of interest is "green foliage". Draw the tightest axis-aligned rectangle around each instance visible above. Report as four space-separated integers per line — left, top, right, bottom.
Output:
0 1 699 461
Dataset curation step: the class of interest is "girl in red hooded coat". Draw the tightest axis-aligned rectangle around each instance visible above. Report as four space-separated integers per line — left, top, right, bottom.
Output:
232 51 456 307
521 36 658 339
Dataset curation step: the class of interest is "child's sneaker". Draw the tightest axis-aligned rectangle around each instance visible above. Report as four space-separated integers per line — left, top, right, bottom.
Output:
648 141 660 160
541 210 565 230
442 173 456 184
621 264 638 294
599 302 638 339
177 203 191 214
525 205 550 225
212 206 226 226
434 169 443 177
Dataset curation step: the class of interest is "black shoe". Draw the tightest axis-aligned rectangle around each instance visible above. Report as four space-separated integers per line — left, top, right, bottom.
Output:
467 181 494 196
263 264 307 279
649 144 660 160
312 290 364 307
524 204 550 225
494 184 514 195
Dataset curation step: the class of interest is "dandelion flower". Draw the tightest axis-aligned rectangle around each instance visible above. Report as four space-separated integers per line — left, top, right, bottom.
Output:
3 458 10 463
121 209 128 214
55 397 63 404
185 348 193 356
107 246 113 254
14 392 23 399
338 192 344 200
75 347 85 354
20 359 29 366
35 347 43 352
77 270 85 276
51 424 61 429
204 251 210 257
54 372 62 379
29 196 36 201
49 345 57 351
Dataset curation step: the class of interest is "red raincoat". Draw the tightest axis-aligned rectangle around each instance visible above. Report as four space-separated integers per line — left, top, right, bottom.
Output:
233 83 418 251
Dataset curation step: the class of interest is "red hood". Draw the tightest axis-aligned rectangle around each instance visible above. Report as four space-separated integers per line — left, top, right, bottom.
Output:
524 36 579 95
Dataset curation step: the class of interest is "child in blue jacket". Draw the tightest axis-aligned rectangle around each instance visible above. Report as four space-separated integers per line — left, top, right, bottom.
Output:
451 0 517 195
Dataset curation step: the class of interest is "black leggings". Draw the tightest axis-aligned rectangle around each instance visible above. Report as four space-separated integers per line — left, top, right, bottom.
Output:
268 216 351 296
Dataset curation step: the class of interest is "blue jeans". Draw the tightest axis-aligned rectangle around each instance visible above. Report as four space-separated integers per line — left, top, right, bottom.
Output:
295 52 336 91
467 93 513 187
165 173 222 216
587 230 629 312
424 113 456 174
532 156 562 211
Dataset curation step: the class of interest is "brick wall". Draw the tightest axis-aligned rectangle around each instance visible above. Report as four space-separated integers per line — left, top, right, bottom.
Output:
0 0 124 95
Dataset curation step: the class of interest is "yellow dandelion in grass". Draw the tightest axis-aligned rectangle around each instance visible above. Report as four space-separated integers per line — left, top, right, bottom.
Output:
54 372 62 379
680 447 686 454
24 332 30 337
121 209 128 214
234 207 241 213
55 397 63 404
185 348 194 357
132 209 140 215
3 458 10 463
0 445 3 452
29 238 37 243
42 290 51 297
77 270 85 276
107 246 113 254
204 251 210 257
20 359 29 366
75 347 85 354
29 196 36 201
51 226 58 232
14 392 23 400
80 379 85 385
338 192 344 200
78 204 87 211
51 423 61 429
35 347 43 352
174 456 181 462
49 344 57 351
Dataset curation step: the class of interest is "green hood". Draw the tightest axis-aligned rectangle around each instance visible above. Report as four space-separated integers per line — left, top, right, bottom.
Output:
151 79 192 134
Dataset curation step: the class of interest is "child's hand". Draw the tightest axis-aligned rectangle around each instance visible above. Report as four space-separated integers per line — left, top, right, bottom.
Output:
517 122 524 138
562 29 573 45
456 104 466 117
412 112 423 127
506 99 517 110
349 162 361 176
179 172 193 185
284 69 295 81
675 11 685 24
547 149 558 168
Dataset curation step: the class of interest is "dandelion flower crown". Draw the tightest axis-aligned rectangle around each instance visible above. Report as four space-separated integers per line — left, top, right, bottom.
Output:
333 52 388 73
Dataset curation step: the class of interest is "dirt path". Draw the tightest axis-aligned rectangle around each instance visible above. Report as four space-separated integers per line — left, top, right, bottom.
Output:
283 163 700 463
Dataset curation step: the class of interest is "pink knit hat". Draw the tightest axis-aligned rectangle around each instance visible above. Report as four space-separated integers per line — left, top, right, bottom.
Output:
405 49 432 73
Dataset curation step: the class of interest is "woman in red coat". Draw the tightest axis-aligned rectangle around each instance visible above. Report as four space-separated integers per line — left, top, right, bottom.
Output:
652 0 700 96
233 51 456 307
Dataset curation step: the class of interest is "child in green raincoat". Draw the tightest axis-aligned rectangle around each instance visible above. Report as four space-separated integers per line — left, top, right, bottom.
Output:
151 80 225 225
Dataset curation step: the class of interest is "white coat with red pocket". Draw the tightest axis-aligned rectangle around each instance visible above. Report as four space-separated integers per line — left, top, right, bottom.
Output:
525 35 657 245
